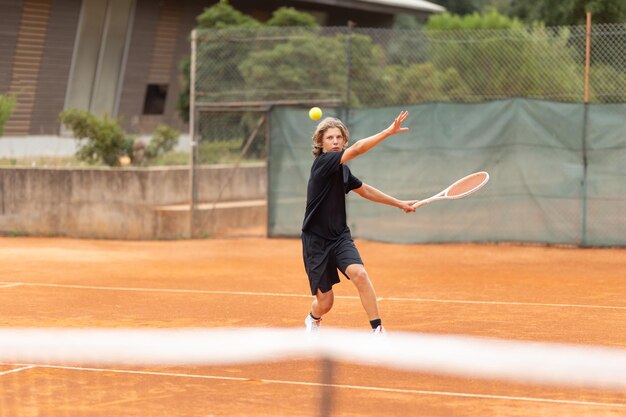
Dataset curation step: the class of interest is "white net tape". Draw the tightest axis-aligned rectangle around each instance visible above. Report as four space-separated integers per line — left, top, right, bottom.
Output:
1 327 625 390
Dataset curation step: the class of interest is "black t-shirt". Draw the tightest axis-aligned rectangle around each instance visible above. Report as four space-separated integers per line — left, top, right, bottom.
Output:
302 150 363 239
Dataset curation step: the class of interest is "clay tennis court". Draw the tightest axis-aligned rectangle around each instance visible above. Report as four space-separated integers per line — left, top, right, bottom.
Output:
1 236 625 416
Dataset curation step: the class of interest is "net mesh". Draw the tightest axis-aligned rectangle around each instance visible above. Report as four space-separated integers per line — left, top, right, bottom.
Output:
1 328 625 416
2 327 626 388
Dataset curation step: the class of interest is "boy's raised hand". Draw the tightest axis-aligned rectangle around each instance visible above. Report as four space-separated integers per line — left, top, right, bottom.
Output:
386 111 409 136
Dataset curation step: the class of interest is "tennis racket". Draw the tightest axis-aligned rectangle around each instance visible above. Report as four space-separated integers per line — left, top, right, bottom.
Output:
413 171 490 209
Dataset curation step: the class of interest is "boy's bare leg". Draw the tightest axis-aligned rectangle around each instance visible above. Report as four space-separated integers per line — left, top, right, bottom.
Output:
345 264 380 320
311 288 334 318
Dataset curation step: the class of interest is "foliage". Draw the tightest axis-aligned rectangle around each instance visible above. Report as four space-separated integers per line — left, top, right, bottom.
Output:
266 7 319 27
196 0 259 28
347 34 389 107
198 139 242 164
177 57 191 123
0 94 16 136
426 11 584 101
388 16 429 66
238 33 343 103
507 0 626 25
60 110 181 167
434 0 478 15
180 0 625 143
428 9 521 30
59 109 133 167
146 125 180 157
178 0 261 121
195 112 266 162
506 0 626 78
383 63 471 104
178 1 322 121
589 64 626 102
238 32 387 108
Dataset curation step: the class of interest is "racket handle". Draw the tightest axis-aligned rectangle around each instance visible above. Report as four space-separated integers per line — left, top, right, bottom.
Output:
413 199 430 209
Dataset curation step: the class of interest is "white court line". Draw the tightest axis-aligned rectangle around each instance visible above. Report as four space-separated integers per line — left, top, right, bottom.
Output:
5 281 626 311
0 283 22 289
0 365 36 376
5 363 626 409
378 296 626 311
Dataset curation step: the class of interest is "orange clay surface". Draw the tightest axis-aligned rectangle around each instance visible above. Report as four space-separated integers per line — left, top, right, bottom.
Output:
0 236 625 417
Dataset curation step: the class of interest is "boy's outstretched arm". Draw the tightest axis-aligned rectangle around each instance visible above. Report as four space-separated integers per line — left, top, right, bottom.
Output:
340 111 409 164
353 183 418 213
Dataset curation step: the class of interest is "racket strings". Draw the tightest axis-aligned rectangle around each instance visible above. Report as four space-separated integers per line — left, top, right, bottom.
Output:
447 173 488 197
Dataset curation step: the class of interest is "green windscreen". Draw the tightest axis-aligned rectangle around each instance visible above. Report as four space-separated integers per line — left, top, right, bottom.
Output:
268 99 626 247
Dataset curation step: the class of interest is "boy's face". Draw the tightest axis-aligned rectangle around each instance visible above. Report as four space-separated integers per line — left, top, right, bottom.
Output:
321 127 346 153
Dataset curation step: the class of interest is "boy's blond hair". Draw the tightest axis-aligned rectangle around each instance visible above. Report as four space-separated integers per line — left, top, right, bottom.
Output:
311 117 350 157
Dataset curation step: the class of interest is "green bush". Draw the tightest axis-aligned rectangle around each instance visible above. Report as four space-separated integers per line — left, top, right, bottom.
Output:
589 64 626 103
0 94 16 136
143 125 180 162
198 139 242 164
59 109 134 167
382 62 471 104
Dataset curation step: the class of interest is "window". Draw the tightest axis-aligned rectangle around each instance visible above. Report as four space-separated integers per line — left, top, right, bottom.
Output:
142 84 168 115
64 0 135 116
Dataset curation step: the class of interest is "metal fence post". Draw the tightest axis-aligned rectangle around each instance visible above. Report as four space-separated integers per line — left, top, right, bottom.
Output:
189 29 198 239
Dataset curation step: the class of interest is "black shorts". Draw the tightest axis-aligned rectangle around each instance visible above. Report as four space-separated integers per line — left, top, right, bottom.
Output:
301 230 363 295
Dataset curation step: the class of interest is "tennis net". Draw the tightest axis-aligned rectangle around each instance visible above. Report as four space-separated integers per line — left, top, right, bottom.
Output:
1 327 625 416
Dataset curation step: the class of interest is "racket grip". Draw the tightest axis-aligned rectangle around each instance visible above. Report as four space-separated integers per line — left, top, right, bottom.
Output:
413 196 436 209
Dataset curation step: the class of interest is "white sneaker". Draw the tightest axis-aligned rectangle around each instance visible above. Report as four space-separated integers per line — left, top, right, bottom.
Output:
373 325 386 335
304 314 321 333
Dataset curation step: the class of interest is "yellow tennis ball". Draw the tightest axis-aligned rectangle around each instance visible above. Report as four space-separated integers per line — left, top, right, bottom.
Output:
309 107 322 121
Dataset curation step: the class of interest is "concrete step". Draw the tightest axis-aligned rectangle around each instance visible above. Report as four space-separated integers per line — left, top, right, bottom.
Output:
154 199 267 239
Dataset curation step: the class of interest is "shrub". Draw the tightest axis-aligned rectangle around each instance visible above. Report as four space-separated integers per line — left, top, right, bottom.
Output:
134 124 181 165
0 94 16 136
59 109 134 167
198 139 242 164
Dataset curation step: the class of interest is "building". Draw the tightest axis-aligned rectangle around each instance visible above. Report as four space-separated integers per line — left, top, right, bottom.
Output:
0 0 444 137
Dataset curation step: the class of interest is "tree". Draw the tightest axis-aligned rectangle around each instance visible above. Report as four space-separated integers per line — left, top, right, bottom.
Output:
426 11 584 101
435 0 478 15
508 0 626 25
196 0 259 28
388 14 429 66
177 1 320 121
506 0 626 85
179 2 326 160
266 7 319 27
177 0 259 122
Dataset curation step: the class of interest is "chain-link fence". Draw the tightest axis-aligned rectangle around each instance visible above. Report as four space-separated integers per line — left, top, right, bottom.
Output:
191 23 625 163
193 23 626 107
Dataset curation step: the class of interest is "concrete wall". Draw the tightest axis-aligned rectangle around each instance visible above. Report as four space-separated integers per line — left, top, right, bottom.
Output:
0 163 267 239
